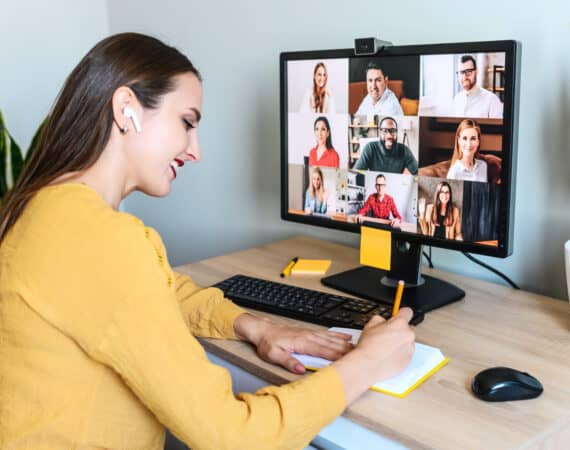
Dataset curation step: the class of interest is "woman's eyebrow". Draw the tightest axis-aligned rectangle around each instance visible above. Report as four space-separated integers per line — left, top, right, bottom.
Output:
188 107 202 122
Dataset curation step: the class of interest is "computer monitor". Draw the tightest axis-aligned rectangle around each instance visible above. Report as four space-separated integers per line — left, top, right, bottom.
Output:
280 40 520 313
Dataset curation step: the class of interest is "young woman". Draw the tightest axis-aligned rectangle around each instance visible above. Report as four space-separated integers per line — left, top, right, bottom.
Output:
304 167 329 214
418 181 463 240
300 61 336 113
0 33 415 449
308 116 340 168
446 118 488 182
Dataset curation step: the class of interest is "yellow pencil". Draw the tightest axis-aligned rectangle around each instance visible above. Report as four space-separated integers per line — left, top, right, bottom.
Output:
392 280 405 317
280 257 298 278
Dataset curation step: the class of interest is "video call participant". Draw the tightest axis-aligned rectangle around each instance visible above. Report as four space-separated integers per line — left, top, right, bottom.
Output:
451 55 503 119
304 167 329 214
355 61 404 116
356 174 401 227
0 33 417 449
418 182 463 240
353 116 418 174
447 119 487 182
308 116 340 168
300 62 336 113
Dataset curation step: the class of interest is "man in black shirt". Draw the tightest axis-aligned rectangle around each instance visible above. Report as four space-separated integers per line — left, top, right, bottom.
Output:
354 117 418 175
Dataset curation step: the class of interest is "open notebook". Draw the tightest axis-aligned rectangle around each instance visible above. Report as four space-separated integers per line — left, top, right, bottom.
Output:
293 327 448 398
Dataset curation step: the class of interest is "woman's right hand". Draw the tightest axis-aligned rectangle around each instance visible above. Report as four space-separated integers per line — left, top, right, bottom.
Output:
331 308 416 405
355 310 415 380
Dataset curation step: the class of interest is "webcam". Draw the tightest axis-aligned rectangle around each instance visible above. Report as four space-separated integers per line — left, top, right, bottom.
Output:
354 37 392 56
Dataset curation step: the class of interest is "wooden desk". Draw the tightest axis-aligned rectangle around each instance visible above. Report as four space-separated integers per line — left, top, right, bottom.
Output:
175 236 570 450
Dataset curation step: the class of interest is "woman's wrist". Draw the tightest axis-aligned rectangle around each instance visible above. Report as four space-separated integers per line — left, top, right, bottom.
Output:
233 312 273 346
331 347 378 404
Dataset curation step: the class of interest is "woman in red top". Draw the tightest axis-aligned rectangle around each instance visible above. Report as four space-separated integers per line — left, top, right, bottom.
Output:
308 116 340 168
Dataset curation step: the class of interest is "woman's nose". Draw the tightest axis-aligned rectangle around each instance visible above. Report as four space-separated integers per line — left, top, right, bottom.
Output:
187 136 201 162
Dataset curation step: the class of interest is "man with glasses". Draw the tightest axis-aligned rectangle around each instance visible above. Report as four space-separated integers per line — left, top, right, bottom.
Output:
355 61 404 116
353 117 418 174
356 174 401 227
451 55 503 118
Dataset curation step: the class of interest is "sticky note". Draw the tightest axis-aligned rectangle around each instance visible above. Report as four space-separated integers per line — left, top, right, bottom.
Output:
291 259 331 275
360 225 391 270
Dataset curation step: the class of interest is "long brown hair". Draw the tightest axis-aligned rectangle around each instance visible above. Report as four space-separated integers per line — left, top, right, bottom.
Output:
0 33 200 244
430 181 454 227
312 62 327 113
450 119 481 166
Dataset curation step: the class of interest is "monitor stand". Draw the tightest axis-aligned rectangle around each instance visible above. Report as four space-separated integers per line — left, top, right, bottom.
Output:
321 238 465 313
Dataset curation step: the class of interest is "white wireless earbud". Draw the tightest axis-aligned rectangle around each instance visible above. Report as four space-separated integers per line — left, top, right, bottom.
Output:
123 106 142 133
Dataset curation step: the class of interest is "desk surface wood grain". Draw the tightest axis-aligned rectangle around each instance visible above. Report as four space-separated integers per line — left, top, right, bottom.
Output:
175 236 570 450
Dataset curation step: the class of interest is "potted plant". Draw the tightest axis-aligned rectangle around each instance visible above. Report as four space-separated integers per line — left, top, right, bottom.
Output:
0 110 45 203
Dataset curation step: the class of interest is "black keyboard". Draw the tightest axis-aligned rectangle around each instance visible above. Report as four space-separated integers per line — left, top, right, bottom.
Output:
213 274 424 329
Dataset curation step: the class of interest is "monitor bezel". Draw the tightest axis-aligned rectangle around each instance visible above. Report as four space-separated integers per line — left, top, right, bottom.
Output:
280 40 520 258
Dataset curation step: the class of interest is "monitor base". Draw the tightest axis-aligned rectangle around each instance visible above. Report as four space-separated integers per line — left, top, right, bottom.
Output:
321 266 465 313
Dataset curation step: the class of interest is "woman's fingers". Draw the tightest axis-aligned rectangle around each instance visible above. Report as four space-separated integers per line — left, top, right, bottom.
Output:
291 330 354 360
391 307 413 324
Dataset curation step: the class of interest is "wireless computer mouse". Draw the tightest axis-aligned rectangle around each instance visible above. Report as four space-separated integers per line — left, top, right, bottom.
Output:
471 366 543 402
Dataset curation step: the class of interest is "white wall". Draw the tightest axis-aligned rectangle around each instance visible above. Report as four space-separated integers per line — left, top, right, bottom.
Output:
2 1 568 300
0 1 109 147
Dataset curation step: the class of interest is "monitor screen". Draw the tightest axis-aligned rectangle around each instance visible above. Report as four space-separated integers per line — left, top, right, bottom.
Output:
281 40 520 258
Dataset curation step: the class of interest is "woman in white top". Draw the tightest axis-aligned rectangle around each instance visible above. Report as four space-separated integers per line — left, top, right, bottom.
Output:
300 62 336 113
304 167 329 215
446 119 487 182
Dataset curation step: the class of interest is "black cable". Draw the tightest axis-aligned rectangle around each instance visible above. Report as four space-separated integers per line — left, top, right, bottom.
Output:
462 252 520 289
422 246 434 268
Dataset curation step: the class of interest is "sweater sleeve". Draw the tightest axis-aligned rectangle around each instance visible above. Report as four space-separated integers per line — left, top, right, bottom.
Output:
132 224 247 339
173 272 246 339
85 224 346 449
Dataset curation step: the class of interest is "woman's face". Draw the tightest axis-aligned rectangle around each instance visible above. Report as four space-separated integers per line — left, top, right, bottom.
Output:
125 73 202 197
314 120 329 145
314 66 327 89
438 185 451 205
458 127 479 160
312 172 322 189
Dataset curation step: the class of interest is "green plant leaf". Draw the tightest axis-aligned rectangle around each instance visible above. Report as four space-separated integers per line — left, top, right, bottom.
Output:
9 132 24 185
0 111 46 203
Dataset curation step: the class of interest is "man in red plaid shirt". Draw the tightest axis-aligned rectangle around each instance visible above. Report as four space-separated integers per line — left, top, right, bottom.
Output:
356 174 402 227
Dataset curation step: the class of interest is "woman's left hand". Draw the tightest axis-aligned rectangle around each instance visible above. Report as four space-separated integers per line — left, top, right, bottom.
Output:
234 313 353 374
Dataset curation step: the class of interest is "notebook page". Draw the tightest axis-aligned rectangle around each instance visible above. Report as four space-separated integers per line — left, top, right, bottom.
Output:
293 327 447 397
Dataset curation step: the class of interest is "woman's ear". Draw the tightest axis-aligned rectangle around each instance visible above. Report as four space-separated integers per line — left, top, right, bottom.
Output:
111 86 142 134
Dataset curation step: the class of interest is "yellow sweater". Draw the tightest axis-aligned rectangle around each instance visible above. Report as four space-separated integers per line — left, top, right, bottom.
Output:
0 184 345 450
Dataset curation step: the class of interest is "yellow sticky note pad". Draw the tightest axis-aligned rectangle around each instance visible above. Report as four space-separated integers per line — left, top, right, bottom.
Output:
360 226 391 270
291 259 331 275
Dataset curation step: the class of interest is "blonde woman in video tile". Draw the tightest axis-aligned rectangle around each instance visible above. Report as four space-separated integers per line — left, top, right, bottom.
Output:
447 119 487 182
304 167 329 214
418 181 463 240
